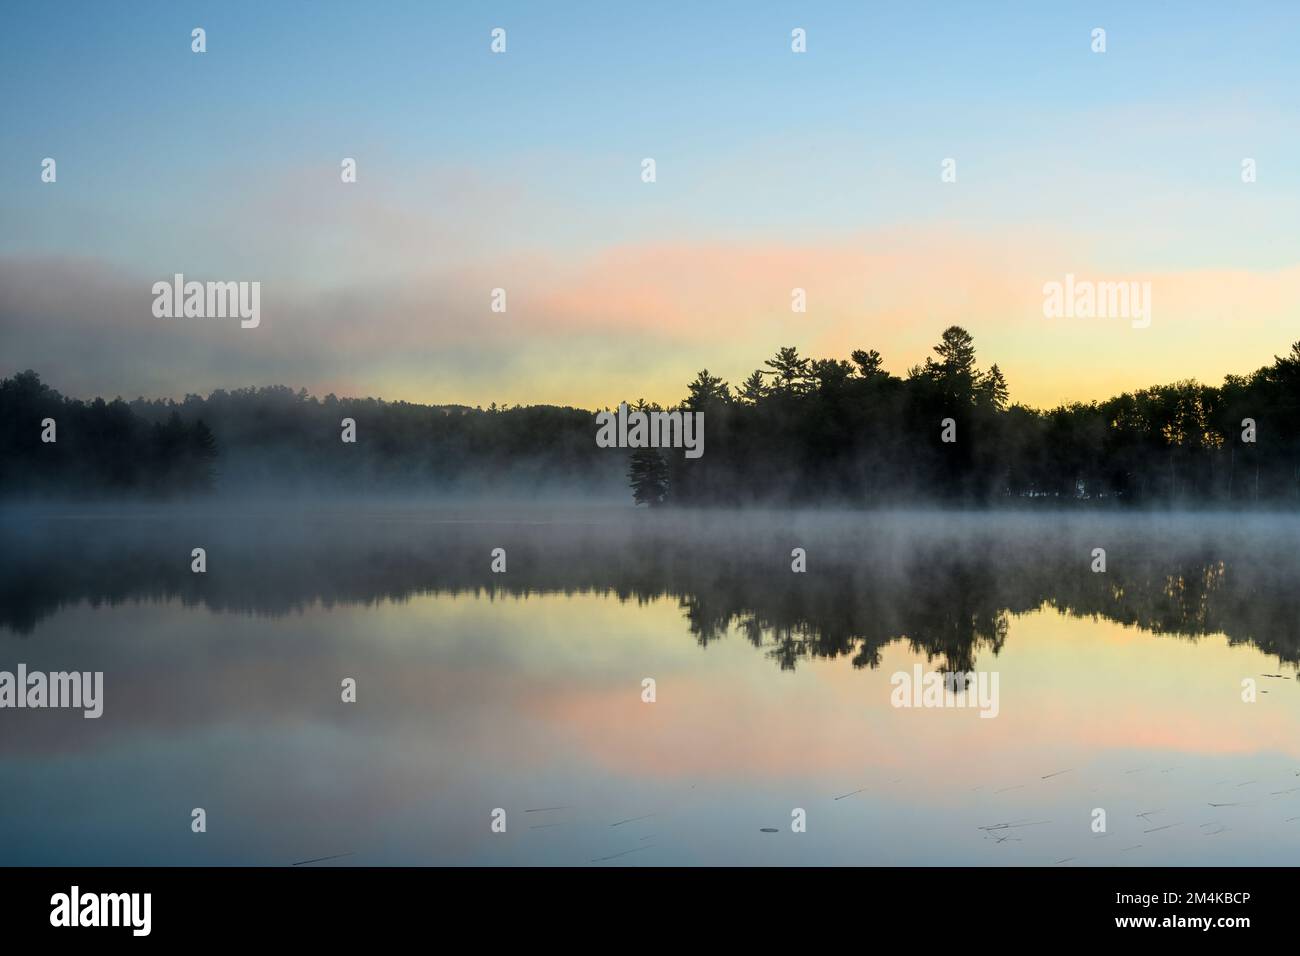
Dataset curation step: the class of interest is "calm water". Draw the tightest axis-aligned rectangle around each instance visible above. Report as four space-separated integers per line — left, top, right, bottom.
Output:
1 505 1298 866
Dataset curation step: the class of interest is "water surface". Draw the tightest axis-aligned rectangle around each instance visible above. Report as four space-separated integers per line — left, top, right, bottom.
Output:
1 506 1297 865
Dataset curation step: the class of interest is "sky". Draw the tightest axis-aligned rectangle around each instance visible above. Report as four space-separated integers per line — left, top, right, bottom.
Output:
2 1 1299 410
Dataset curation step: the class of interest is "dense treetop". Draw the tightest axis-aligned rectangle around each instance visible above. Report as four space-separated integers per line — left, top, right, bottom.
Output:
3 327 1297 504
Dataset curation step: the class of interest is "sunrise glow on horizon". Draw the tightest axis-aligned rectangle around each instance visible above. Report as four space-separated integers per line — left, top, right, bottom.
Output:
3 2 1298 411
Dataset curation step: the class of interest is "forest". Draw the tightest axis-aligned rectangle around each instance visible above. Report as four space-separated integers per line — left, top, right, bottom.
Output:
1 326 1298 505
649 327 1300 506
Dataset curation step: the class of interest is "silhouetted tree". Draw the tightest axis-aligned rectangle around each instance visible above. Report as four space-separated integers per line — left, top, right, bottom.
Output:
978 364 1009 411
735 370 768 404
628 449 669 506
763 346 814 394
850 349 885 378
685 370 730 409
5 333 1300 508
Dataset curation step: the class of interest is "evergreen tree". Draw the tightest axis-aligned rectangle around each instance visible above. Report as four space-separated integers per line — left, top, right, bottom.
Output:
627 448 669 506
931 325 977 377
763 346 813 394
735 370 768 404
978 364 1009 410
685 369 730 409
850 349 885 378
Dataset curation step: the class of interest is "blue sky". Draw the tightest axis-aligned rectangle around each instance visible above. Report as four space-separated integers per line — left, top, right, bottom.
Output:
3 2 1299 406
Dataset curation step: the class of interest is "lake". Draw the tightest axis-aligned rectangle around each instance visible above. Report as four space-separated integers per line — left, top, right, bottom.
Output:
1 505 1297 865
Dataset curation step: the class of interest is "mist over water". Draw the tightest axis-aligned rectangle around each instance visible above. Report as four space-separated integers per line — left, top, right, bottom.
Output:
1 503 1298 865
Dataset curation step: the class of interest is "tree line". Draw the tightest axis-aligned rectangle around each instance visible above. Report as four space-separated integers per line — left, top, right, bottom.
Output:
0 370 217 496
2 326 1297 504
0 370 617 497
637 326 1300 507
